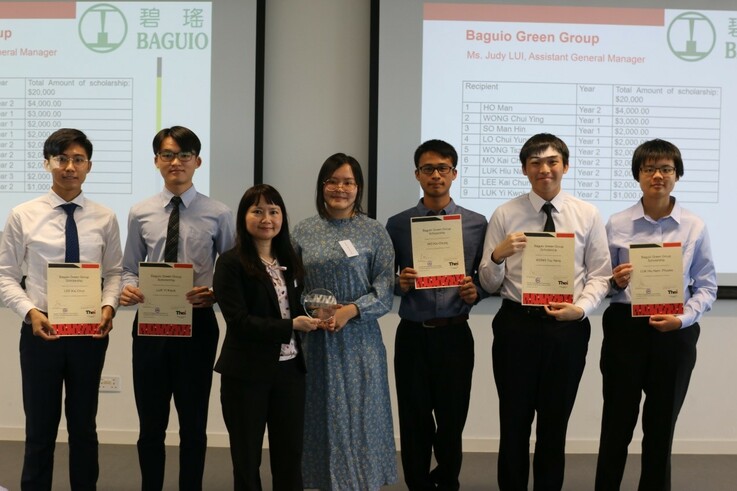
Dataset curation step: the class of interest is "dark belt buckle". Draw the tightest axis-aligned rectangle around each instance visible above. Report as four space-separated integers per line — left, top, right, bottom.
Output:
422 320 438 328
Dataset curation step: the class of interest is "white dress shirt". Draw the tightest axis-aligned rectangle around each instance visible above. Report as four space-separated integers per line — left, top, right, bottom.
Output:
479 190 611 318
0 191 123 320
122 185 235 289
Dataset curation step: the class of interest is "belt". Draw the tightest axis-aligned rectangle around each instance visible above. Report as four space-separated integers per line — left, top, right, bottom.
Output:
418 314 469 328
501 299 554 320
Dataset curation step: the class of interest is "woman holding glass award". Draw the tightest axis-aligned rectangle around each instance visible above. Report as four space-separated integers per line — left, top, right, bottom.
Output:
294 153 397 490
213 184 320 491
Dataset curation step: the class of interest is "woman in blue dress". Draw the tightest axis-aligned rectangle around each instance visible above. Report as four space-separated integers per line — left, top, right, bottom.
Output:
294 153 397 490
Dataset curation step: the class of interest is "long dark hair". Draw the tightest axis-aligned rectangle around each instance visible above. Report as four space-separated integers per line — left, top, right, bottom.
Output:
235 184 304 281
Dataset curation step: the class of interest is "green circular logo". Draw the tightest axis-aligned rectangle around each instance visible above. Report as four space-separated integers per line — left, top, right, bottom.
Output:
667 12 715 62
78 3 127 53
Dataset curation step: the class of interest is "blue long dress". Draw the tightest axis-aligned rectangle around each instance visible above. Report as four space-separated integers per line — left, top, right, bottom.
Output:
293 213 398 490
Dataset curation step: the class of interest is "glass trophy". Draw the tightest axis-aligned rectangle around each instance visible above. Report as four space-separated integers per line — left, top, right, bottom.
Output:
301 288 338 321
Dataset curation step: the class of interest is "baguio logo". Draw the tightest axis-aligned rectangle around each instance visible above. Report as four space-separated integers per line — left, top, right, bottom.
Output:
667 11 716 61
78 3 128 53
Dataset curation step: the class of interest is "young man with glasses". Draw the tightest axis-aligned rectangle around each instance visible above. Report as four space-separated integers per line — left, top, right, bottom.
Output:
478 133 611 490
120 126 235 490
386 139 487 490
0 128 122 489
595 139 716 491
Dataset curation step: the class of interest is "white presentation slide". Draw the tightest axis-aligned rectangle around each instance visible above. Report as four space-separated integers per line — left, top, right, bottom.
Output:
419 4 736 279
0 1 212 229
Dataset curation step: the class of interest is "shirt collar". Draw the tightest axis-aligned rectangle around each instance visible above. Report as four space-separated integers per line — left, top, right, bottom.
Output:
416 198 457 215
528 191 563 212
49 190 85 209
161 184 197 209
632 197 682 225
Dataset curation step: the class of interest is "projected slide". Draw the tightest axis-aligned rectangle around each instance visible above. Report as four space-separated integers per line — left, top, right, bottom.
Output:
419 4 736 278
0 1 212 228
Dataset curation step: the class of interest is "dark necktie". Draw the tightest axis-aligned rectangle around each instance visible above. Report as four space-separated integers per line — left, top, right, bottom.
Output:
164 196 182 262
542 202 555 232
61 203 79 263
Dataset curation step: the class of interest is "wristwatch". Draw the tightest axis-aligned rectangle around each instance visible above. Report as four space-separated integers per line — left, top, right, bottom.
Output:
609 276 623 291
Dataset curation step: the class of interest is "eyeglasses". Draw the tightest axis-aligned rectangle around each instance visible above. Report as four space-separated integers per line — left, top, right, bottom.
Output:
157 150 196 163
323 179 357 191
49 155 90 167
640 165 676 176
418 164 454 175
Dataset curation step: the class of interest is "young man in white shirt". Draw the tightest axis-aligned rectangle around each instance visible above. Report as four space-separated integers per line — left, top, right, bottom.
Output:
478 133 611 491
0 128 122 490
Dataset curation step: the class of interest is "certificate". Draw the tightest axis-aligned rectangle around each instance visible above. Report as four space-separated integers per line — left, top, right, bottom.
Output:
47 263 102 336
137 262 194 336
521 232 575 305
411 214 465 289
629 243 684 317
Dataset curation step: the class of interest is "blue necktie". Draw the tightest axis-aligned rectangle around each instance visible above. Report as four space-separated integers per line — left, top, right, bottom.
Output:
61 203 79 263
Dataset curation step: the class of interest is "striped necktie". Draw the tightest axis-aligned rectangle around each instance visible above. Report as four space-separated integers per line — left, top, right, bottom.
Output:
164 196 182 262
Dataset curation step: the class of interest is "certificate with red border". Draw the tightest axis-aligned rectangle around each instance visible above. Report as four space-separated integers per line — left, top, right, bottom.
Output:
411 214 466 289
521 232 575 305
629 243 683 317
47 263 101 336
137 262 193 336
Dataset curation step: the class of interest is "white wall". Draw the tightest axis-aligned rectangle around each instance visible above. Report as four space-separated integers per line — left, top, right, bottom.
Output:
3 298 737 454
2 0 737 456
262 0 372 225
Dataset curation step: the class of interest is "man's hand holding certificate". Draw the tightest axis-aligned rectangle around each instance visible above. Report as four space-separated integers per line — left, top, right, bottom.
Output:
137 262 194 336
47 263 103 336
410 214 465 289
629 243 684 317
521 232 575 305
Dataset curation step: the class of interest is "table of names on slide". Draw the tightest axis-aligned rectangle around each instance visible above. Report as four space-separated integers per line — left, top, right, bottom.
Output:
460 81 720 203
0 77 133 194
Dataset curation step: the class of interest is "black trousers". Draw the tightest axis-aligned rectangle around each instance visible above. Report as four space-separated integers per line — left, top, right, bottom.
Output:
394 319 474 491
19 322 108 491
492 301 590 491
220 358 305 491
132 308 219 491
595 303 699 491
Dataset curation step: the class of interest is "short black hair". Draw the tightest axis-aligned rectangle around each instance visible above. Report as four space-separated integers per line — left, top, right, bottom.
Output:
519 133 569 167
630 139 684 181
315 153 364 219
152 126 201 155
413 139 458 168
43 128 93 160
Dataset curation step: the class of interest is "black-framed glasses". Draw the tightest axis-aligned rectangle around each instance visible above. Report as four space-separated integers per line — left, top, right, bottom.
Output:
157 150 196 163
418 164 454 175
640 165 676 176
323 179 357 191
49 155 90 167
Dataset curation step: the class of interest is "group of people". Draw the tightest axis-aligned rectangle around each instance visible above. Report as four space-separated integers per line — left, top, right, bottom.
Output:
0 127 716 491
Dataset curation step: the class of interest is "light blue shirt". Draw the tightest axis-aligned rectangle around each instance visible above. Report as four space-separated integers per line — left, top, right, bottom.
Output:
607 198 717 328
122 185 235 289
